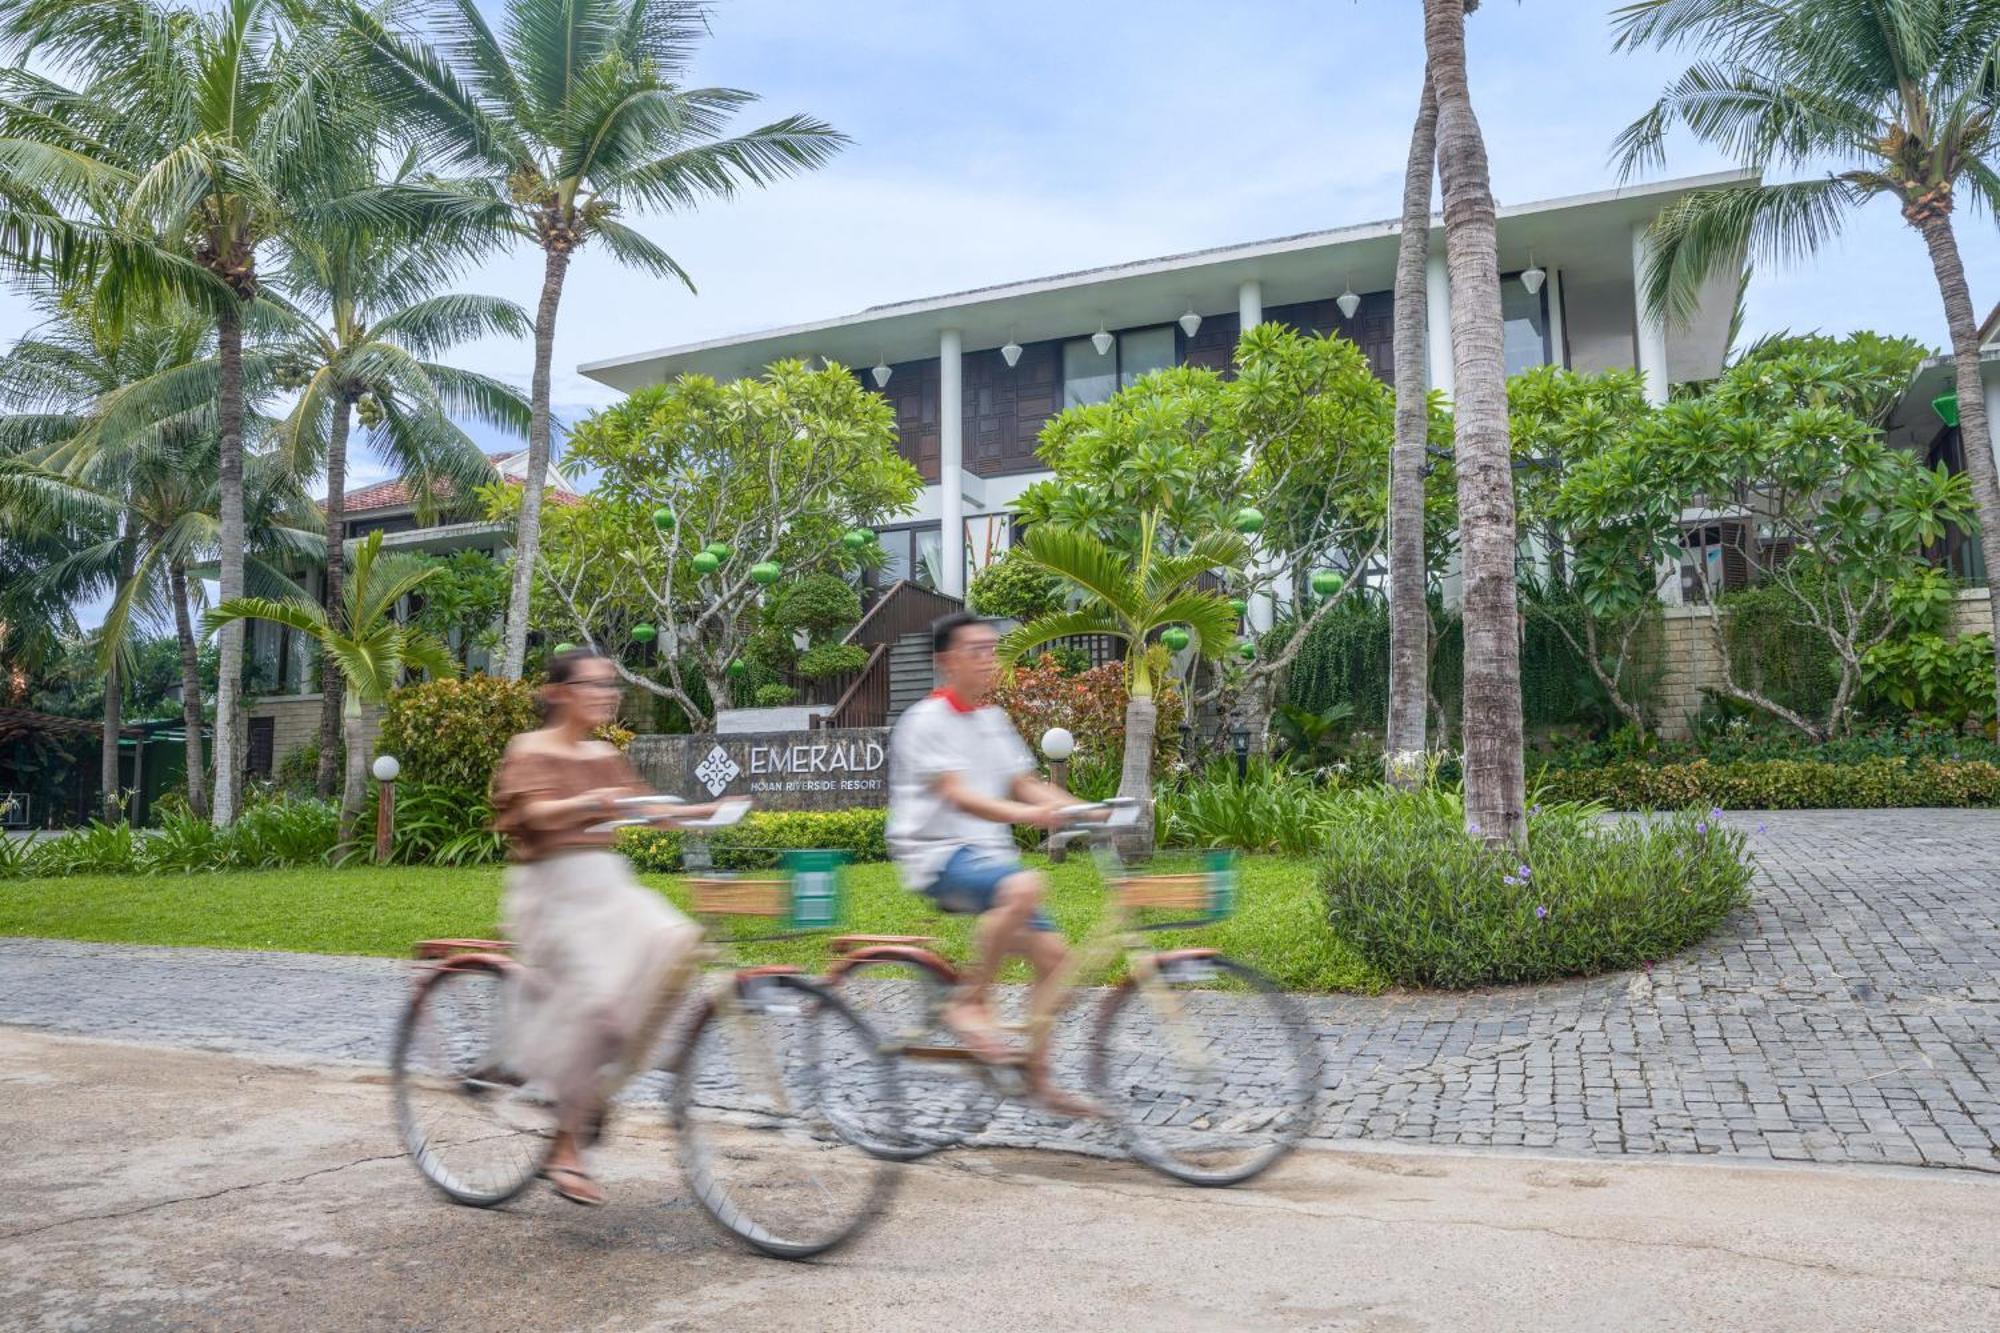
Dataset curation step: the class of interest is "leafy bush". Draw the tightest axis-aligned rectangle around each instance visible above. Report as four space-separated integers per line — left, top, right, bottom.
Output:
0 831 37 878
1537 716 2000 769
276 736 340 796
753 683 799 707
768 572 863 642
223 796 340 868
379 675 540 790
1027 645 1092 676
796 641 870 679
27 821 140 876
617 806 888 872
967 549 1065 622
1157 761 1347 856
1534 756 2000 810
388 782 506 867
991 659 1182 774
1322 789 1752 988
141 807 231 871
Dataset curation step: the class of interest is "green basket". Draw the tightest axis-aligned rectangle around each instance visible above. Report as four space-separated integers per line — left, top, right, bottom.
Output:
781 850 847 930
1203 849 1238 921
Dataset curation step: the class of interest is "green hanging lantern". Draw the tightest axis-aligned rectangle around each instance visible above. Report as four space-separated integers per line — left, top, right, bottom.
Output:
726 659 748 679
750 561 782 586
553 642 577 655
1228 597 1248 617
842 528 872 550
691 551 720 575
650 507 676 532
630 623 657 643
1311 570 1344 597
1161 626 1191 652
1232 506 1266 535
1934 391 1961 427
1237 640 1256 661
706 541 732 561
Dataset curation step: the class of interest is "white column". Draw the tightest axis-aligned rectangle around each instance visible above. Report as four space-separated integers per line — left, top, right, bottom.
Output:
1237 278 1263 332
1632 223 1669 406
938 327 965 598
1545 266 1568 370
1424 244 1454 399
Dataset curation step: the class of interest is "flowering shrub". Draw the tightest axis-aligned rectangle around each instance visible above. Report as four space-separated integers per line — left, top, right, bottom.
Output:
1321 788 1752 987
379 674 631 792
990 659 1183 772
1532 756 2000 810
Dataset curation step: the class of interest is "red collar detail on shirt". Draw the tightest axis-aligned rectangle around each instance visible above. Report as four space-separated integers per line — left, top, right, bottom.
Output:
929 687 980 714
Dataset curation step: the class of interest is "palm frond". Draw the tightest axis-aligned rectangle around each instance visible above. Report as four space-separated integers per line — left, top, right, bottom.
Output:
997 607 1124 668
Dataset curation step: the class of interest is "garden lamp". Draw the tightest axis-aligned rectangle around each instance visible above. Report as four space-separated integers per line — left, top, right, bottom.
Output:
1041 727 1076 862
371 754 400 865
1230 724 1250 783
1179 307 1202 338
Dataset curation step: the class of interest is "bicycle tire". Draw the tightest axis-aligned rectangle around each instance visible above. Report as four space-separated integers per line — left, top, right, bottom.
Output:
817 954 1000 1161
1089 954 1317 1187
391 959 553 1207
672 972 902 1260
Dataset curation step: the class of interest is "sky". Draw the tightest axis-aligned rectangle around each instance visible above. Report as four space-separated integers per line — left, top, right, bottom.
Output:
5 0 1997 502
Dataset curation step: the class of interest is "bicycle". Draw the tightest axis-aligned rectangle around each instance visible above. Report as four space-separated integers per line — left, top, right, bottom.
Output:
388 795 902 1260
817 800 1318 1186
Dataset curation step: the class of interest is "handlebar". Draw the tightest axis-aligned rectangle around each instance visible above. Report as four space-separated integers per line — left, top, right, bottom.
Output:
1047 797 1143 849
589 795 752 833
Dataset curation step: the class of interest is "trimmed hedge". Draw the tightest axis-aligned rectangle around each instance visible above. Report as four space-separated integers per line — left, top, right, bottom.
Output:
1534 757 2000 810
618 807 888 871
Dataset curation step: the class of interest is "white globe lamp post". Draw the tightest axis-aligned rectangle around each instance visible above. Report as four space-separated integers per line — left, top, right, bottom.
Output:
372 754 400 863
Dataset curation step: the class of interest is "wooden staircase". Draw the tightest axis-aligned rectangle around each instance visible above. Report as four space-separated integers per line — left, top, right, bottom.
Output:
811 581 962 730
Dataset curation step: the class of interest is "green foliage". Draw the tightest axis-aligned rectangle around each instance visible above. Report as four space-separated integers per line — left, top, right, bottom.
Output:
753 683 799 707
616 807 890 871
1533 756 2000 810
378 675 541 791
26 820 140 876
1157 762 1349 856
795 641 870 679
276 737 343 797
18 795 341 876
387 782 506 867
1716 579 1846 723
1860 570 1996 725
1322 792 1752 988
967 549 1065 622
1270 702 1357 771
768 573 863 643
990 659 1184 773
407 550 512 668
1028 645 1092 675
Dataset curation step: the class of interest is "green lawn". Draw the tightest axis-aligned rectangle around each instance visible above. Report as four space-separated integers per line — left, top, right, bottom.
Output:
0 856 1380 993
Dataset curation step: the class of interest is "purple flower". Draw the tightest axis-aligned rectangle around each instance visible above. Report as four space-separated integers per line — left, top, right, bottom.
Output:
1756 821 1767 834
1695 821 1708 836
1708 806 1724 819
1502 874 1521 887
1534 904 1549 920
1469 822 1481 834
1516 863 1532 880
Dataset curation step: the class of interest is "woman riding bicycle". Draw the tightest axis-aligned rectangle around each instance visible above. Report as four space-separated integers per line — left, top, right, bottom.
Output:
490 647 727 1206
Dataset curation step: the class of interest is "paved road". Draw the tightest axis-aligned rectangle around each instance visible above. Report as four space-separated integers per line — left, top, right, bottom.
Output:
4 1031 1997 1332
2 810 1996 1172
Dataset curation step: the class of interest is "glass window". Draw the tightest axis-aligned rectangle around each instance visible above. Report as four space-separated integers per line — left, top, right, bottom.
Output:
868 524 942 592
1119 326 1176 388
1502 280 1549 377
1063 336 1117 408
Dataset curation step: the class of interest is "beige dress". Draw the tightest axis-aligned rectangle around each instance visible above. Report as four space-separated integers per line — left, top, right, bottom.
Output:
490 737 696 1111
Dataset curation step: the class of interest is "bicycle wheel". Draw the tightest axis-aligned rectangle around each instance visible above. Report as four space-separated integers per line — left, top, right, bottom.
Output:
672 972 902 1259
818 955 1000 1161
1089 954 1317 1187
391 960 554 1207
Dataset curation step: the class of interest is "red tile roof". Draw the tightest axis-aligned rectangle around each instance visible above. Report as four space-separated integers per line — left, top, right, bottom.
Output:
324 451 577 515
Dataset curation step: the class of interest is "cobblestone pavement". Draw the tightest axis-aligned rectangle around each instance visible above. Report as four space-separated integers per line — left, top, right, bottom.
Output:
3 810 1996 1172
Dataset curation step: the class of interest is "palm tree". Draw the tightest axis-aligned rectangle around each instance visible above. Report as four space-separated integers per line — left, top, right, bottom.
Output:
0 0 373 824
1614 0 2000 709
999 517 1242 850
339 0 848 679
1387 69 1439 782
268 214 530 797
0 295 322 817
1424 0 1527 843
207 530 455 844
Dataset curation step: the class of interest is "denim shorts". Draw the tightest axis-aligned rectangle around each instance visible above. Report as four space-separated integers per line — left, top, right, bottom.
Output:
923 845 1056 933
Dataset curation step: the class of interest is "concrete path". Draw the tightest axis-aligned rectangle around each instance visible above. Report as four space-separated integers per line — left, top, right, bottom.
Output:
3 1031 1996 1332
2 809 1997 1171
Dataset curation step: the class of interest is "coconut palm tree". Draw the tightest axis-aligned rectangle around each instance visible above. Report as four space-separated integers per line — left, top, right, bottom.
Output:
0 295 321 817
1424 0 1527 843
999 517 1242 850
0 0 375 824
1613 0 2000 709
1387 69 1439 782
207 529 454 845
268 212 530 796
339 0 848 679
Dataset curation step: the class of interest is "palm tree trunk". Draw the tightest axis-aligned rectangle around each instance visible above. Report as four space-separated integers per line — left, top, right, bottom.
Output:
1425 0 1526 844
338 695 367 849
316 397 353 797
100 522 137 822
1915 213 2000 709
170 560 209 819
1387 68 1438 782
1117 693 1157 852
500 246 572 679
212 300 248 825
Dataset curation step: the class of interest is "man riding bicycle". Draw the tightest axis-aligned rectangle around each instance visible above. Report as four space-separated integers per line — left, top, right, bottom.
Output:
885 612 1099 1113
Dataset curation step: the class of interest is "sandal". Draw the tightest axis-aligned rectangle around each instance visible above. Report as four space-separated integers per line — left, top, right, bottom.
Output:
541 1164 606 1207
940 1004 1011 1064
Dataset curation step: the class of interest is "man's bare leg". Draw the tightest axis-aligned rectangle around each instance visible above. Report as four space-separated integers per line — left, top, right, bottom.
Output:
1021 927 1099 1116
943 871 1043 1059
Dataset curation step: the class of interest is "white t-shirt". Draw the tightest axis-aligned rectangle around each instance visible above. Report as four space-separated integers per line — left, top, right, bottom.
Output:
886 693 1034 890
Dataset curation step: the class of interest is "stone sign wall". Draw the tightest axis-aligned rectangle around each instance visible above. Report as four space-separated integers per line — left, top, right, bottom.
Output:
627 728 891 811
